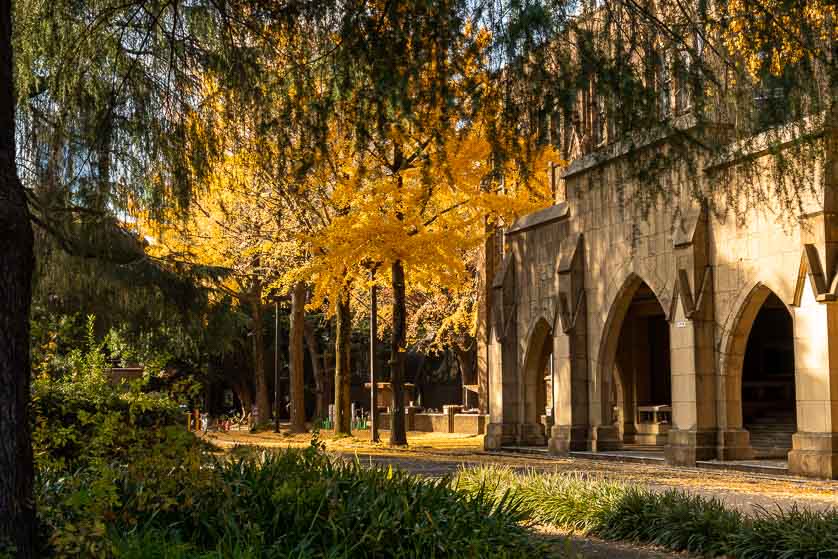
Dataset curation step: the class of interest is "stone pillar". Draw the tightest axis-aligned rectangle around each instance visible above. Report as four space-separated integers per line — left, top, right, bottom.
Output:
788 278 838 478
484 332 520 448
666 296 718 465
484 254 520 450
786 107 838 478
443 405 463 434
666 208 717 466
549 233 593 453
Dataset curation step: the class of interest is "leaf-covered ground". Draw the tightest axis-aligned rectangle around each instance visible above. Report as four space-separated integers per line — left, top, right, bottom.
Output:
206 429 838 514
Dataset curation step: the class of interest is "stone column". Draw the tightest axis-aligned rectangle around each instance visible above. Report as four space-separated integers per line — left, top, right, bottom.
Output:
666 293 718 465
549 324 591 452
549 233 593 453
786 106 838 477
788 278 838 478
666 208 718 466
484 254 521 449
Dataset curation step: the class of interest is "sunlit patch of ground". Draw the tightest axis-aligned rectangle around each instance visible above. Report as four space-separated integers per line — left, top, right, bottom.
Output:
203 426 838 513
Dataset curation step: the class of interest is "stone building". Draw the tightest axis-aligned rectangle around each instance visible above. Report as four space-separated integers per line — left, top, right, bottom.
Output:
478 16 838 476
482 126 838 479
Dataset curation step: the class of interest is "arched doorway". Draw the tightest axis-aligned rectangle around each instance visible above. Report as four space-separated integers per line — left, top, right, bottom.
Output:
741 292 796 458
521 318 553 445
612 282 672 447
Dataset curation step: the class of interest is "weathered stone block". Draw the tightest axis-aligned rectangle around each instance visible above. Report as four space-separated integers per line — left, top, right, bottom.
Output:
665 428 716 465
789 432 838 479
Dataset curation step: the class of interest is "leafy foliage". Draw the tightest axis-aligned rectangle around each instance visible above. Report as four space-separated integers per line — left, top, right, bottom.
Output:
37 439 545 558
456 466 838 558
31 318 186 473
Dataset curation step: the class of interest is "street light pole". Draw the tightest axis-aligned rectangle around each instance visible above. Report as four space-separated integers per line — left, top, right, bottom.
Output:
370 268 380 442
274 298 280 433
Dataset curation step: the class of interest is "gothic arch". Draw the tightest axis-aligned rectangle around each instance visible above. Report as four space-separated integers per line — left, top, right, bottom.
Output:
718 282 794 430
595 272 670 425
520 316 553 427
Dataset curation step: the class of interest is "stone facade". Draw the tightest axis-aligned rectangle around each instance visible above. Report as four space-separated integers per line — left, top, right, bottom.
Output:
483 123 838 478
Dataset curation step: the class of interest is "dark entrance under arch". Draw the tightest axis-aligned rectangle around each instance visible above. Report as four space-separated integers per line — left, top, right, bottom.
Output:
613 282 671 447
742 292 796 458
521 320 553 446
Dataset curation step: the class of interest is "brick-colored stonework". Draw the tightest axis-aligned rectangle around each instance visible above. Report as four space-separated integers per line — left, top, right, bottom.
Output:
482 127 838 479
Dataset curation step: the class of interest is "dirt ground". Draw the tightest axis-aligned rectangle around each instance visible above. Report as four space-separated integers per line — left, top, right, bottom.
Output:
204 428 838 558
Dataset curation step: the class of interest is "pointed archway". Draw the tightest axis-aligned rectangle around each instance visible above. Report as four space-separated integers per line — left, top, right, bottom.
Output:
598 275 671 450
519 317 553 445
613 282 671 447
722 285 796 460
741 292 796 457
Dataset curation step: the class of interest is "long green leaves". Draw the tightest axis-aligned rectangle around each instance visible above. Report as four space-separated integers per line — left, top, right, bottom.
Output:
456 466 838 558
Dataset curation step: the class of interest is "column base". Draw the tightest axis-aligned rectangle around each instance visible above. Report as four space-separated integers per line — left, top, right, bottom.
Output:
716 428 754 461
665 428 716 466
548 425 588 454
622 423 637 444
483 422 546 448
483 422 516 450
588 424 622 451
788 432 838 479
519 422 547 446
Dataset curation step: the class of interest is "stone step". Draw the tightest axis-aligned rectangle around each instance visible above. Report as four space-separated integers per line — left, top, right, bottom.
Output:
748 415 796 425
747 425 795 433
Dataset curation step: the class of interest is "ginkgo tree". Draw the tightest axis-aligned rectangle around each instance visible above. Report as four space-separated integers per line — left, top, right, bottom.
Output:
300 122 559 444
268 0 563 444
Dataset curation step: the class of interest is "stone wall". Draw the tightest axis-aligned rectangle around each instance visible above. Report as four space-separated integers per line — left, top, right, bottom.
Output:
377 409 488 434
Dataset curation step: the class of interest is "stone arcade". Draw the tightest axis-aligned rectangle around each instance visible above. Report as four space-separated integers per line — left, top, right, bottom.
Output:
481 127 838 479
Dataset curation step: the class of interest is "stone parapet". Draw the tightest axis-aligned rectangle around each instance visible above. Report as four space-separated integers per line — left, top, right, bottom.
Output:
453 413 487 435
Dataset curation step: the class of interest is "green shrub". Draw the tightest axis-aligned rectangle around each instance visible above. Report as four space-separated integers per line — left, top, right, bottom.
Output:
455 466 837 559
31 316 187 472
729 506 838 558
38 442 546 558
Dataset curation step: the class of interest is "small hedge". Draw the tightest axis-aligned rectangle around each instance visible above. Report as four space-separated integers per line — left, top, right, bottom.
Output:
455 466 838 559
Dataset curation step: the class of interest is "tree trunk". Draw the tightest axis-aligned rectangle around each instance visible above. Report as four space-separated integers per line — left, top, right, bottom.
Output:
304 321 327 420
389 259 408 446
334 290 352 435
250 296 270 428
234 380 254 418
0 2 36 554
389 144 408 446
289 281 307 432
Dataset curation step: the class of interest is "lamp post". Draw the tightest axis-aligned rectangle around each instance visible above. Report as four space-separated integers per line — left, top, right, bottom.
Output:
274 296 280 433
370 268 380 442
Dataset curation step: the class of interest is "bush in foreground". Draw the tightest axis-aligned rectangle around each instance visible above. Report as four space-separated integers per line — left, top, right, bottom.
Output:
38 442 546 558
455 466 838 559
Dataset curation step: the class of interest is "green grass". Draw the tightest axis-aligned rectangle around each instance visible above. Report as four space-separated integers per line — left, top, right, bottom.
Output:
455 466 838 558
